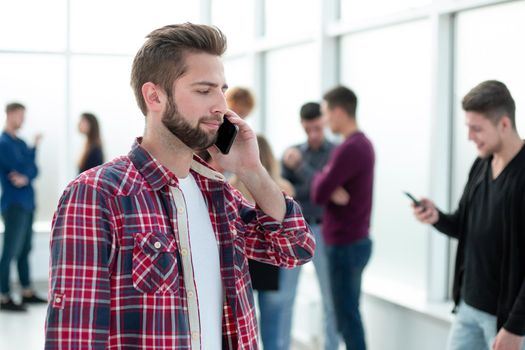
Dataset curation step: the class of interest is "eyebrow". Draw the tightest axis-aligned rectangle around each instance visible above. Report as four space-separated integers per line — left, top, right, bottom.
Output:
191 81 229 90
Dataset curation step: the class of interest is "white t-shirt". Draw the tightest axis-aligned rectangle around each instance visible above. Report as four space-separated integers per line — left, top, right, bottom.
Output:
178 174 222 350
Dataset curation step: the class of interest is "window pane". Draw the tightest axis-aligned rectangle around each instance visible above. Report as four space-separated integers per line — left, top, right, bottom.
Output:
212 0 254 54
0 54 66 223
0 0 67 51
265 44 320 157
453 1 525 203
223 56 260 131
340 20 432 292
70 56 144 174
340 0 430 23
70 0 200 54
264 0 317 39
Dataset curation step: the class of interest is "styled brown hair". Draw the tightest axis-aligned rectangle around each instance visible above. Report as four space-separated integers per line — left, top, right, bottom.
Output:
462 80 516 129
5 102 25 114
130 23 227 115
323 85 358 118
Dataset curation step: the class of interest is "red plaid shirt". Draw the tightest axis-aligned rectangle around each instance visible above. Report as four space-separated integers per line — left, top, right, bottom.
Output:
45 139 315 350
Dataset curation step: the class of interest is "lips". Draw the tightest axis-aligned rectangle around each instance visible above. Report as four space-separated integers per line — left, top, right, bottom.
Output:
201 120 221 129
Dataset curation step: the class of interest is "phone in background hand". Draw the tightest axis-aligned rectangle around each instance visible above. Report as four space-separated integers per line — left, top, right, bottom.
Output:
403 191 422 207
215 116 239 154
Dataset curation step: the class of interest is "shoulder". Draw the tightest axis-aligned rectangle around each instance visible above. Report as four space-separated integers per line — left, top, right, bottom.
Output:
70 155 145 197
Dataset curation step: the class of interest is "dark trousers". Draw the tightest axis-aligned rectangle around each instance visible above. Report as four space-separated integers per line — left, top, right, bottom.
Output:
326 237 372 350
0 205 34 295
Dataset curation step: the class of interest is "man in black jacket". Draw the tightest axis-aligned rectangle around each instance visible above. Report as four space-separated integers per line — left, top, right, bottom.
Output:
413 80 525 350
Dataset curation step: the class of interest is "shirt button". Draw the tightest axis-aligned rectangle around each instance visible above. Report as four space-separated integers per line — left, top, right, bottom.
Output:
55 297 62 303
192 332 199 340
154 241 162 249
177 207 185 214
181 248 188 256
231 228 237 235
188 290 194 298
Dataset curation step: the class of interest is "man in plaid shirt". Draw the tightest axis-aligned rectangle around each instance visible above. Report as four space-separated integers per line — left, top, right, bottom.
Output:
45 23 315 349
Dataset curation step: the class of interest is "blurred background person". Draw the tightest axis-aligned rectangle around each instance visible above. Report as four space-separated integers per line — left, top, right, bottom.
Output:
77 112 104 173
225 86 255 120
281 102 339 350
230 134 296 350
312 86 375 350
0 102 46 312
412 81 525 350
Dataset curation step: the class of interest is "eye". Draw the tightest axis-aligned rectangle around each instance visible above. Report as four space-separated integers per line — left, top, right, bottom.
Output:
197 90 210 94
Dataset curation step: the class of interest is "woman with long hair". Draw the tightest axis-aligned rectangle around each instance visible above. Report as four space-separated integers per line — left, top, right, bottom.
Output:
77 112 104 173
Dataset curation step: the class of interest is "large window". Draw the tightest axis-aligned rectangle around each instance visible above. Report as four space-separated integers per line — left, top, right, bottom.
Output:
0 0 201 224
264 0 317 39
70 0 200 54
340 20 432 293
264 44 320 157
0 54 67 222
340 0 431 22
212 0 255 54
0 0 67 52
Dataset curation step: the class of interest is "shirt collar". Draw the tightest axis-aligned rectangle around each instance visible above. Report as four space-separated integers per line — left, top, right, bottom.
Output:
128 138 225 191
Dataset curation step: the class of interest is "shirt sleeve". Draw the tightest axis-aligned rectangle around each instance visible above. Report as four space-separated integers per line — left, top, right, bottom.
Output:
433 158 483 239
0 141 38 181
231 187 315 269
503 187 525 336
45 182 116 349
282 159 316 202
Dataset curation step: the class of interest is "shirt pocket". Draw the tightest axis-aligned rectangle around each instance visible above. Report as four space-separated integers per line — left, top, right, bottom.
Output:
132 231 179 294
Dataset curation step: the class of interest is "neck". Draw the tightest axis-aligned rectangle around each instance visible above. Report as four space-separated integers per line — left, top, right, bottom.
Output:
308 139 324 151
492 132 523 167
3 125 17 137
341 119 359 139
141 121 194 178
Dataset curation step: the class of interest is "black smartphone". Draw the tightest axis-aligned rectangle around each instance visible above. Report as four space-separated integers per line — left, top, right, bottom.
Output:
215 116 238 154
403 191 422 207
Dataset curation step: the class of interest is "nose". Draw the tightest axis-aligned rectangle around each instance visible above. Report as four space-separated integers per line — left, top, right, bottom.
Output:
212 92 228 117
467 129 474 141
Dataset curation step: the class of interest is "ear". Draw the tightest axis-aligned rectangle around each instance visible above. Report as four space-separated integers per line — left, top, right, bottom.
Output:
500 115 512 131
142 82 165 113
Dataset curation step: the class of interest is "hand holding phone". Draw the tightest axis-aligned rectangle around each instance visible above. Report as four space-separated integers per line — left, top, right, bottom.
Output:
403 191 422 207
214 116 239 154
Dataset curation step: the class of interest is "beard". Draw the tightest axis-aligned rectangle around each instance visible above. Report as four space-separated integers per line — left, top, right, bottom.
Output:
161 96 219 151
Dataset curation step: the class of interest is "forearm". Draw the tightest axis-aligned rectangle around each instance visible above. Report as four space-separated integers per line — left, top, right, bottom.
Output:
237 166 286 222
433 210 461 239
240 196 316 268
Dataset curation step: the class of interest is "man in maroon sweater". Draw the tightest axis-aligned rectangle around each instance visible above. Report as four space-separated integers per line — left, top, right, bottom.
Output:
312 86 375 350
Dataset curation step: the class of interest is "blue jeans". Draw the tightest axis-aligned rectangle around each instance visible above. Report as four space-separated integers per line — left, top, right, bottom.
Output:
257 224 340 350
0 205 34 295
309 224 340 350
326 237 372 350
447 301 525 350
257 266 300 350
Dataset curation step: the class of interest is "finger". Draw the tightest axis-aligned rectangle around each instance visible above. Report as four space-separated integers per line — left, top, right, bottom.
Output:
206 146 221 158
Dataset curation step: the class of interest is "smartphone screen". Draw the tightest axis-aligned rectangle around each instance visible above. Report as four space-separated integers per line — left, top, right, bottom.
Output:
215 117 238 154
403 191 421 207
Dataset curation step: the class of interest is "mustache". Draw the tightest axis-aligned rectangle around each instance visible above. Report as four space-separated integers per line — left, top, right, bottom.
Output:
199 116 223 124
